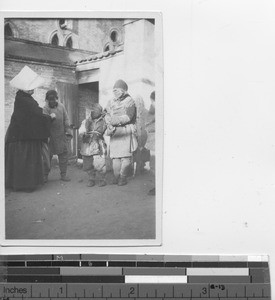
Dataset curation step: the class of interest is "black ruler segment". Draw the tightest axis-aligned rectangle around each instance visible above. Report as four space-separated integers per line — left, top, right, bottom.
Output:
5 261 26 267
108 261 136 267
192 262 248 268
165 261 192 268
3 275 125 283
137 261 165 267
81 261 107 267
7 268 60 275
26 261 52 267
0 254 271 299
52 261 80 267
248 262 269 268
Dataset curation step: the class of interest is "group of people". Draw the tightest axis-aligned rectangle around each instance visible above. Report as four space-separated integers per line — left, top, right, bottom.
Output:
5 66 155 194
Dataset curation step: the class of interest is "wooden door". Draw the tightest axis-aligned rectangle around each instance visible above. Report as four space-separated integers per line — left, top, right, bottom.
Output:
56 82 79 158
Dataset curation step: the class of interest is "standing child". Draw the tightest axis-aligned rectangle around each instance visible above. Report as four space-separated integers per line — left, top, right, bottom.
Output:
79 104 107 187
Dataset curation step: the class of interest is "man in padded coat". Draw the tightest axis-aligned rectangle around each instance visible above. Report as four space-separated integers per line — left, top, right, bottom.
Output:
43 90 73 182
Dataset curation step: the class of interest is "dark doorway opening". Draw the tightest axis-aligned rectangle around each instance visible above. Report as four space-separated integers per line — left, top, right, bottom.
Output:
78 82 99 122
78 81 99 157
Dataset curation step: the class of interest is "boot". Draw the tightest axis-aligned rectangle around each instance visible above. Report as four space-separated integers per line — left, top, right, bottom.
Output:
118 176 127 186
98 180 106 187
44 175 48 183
60 173 71 182
112 176 119 185
87 179 95 187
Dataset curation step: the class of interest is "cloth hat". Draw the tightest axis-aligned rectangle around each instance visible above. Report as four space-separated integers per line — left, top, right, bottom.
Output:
113 79 128 91
46 90 58 100
10 66 45 91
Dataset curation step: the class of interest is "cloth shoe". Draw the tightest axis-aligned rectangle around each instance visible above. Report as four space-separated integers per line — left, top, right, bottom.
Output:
118 176 127 186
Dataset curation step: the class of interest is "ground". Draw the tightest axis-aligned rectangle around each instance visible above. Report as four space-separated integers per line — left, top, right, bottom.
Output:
5 162 155 240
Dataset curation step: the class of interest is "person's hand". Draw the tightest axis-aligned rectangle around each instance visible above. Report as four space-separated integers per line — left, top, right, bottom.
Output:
110 116 121 126
105 113 111 123
50 113 56 119
82 133 90 143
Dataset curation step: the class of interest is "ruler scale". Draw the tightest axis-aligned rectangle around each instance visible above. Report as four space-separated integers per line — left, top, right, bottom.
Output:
0 254 271 299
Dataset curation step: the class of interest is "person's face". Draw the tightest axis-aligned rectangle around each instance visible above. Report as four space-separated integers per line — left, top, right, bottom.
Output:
90 109 102 119
113 88 125 99
26 89 34 95
48 96 58 108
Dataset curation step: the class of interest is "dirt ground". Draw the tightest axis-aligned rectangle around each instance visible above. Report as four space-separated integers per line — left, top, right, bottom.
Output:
5 161 156 240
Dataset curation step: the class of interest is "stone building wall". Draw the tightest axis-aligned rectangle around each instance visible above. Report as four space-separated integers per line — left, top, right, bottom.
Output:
6 18 124 52
77 19 124 52
6 19 57 44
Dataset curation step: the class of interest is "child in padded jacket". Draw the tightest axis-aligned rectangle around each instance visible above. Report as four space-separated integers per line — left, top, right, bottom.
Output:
79 103 107 187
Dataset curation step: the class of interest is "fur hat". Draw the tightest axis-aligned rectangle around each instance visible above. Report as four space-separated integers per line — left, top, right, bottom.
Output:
113 79 128 91
90 103 103 119
10 66 44 91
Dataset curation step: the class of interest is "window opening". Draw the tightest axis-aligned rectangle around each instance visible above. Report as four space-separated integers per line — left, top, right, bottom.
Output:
5 23 13 37
66 36 73 48
59 19 67 29
51 33 59 46
104 44 110 52
110 30 118 42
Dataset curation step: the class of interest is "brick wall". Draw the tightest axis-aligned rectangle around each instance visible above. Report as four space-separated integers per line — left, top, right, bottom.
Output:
5 60 76 131
7 18 124 52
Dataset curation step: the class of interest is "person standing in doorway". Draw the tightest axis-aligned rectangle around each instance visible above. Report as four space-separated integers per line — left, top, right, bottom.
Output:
105 79 137 186
43 90 73 182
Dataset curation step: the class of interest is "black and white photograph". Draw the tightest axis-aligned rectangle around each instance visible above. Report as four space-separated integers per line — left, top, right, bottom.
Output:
1 12 163 245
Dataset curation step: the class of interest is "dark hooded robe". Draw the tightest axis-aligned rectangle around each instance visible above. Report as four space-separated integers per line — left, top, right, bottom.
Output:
5 90 51 191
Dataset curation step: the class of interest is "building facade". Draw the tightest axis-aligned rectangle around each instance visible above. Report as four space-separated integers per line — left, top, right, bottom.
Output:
4 18 156 157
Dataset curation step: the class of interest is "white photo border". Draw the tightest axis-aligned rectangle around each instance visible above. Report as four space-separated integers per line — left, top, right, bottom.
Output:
0 10 163 247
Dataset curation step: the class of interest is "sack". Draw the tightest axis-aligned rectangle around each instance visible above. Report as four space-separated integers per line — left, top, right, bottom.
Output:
130 133 138 153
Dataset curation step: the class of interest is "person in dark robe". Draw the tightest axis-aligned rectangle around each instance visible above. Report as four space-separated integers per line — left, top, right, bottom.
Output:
5 66 53 192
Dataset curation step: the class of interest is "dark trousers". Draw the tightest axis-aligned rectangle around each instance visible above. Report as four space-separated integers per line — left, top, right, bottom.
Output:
42 143 68 177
